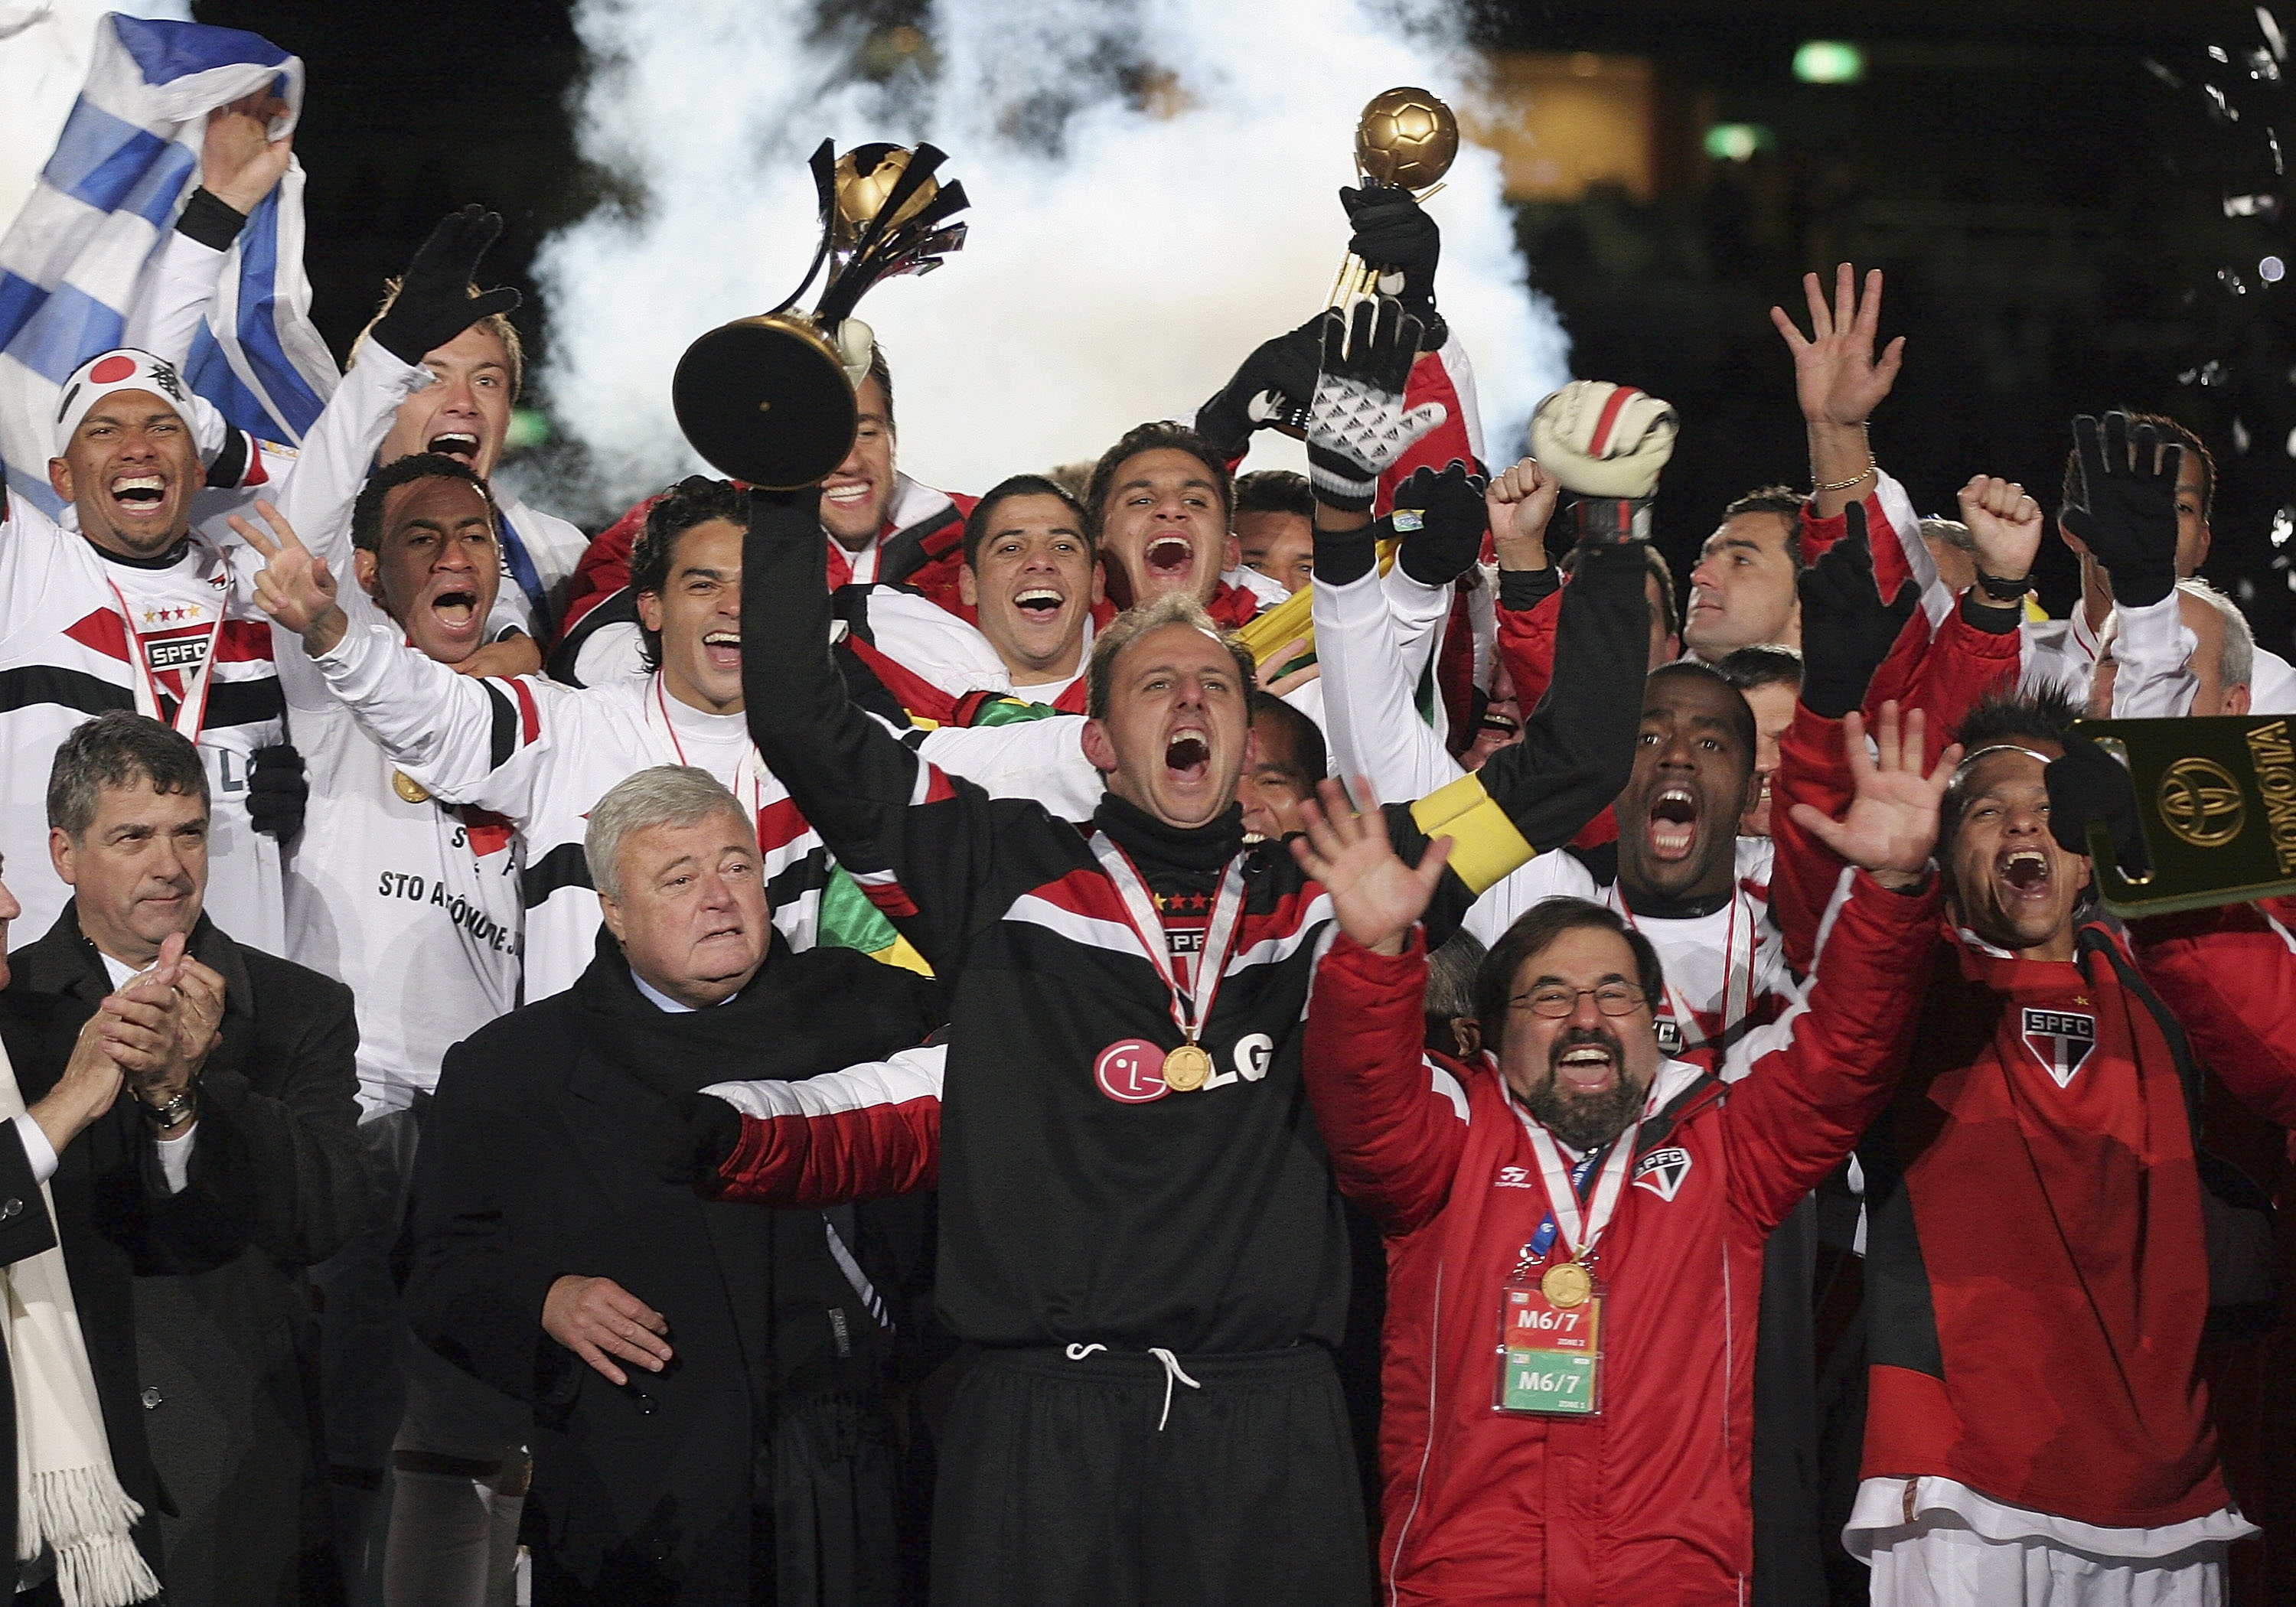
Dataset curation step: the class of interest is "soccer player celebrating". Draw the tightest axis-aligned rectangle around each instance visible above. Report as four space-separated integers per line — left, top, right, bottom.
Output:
664 297 1652 1605
1772 416 2269 1602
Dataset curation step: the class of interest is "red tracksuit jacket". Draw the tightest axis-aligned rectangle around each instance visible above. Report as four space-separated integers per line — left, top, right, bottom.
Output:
1301 868 1939 1605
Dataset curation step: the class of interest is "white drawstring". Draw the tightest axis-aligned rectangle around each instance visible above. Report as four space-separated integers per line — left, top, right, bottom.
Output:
1062 1343 1203 1431
1147 1348 1202 1430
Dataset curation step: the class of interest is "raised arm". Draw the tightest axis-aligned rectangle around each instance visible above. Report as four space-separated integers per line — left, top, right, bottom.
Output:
740 493 1029 967
1312 475 1472 803
1293 778 1469 1233
654 1042 945 1208
1731 704 1952 1231
240 500 555 816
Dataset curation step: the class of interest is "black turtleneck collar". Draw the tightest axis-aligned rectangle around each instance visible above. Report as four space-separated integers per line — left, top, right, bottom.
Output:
1092 793 1246 878
90 533 192 571
1570 841 1736 921
1618 883 1736 921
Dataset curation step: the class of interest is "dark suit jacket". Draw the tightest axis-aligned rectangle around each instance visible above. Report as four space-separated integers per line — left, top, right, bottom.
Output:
0 906 366 1606
407 988 896 1605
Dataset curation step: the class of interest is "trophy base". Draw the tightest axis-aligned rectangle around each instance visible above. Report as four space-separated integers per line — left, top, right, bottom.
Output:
672 315 857 491
2079 714 2296 916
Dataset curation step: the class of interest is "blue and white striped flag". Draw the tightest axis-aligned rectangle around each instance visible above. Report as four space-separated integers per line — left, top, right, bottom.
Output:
0 14 334 520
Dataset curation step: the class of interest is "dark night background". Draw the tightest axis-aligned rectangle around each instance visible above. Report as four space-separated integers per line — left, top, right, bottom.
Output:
194 0 2296 653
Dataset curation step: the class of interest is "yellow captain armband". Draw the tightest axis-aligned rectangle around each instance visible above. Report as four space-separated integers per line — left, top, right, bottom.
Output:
1408 771 1535 895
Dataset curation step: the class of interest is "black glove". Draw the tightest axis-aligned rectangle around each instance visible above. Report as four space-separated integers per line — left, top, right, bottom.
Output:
1393 460 1489 586
1305 296 1447 513
648 1093 743 1186
1342 183 1443 344
246 743 307 843
370 205 523 367
1796 505 1919 719
2061 411 2180 608
1193 317 1322 461
2045 729 2150 878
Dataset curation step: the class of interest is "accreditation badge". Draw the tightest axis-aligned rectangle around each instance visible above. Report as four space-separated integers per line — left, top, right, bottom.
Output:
1495 1273 1603 1416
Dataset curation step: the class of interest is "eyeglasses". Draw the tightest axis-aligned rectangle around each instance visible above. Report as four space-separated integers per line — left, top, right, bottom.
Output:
1511 983 1649 1019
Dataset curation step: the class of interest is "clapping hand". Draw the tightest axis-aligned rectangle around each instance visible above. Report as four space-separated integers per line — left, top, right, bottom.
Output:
1290 777 1454 955
1786 702 1957 888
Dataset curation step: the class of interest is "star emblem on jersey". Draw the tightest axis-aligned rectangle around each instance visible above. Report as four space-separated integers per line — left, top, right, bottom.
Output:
1632 1146 1692 1201
2020 1008 2095 1088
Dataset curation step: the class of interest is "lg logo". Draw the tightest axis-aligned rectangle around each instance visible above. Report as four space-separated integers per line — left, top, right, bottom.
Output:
1092 1033 1275 1103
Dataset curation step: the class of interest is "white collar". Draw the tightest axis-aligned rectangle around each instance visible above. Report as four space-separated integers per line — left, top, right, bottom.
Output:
631 971 736 1013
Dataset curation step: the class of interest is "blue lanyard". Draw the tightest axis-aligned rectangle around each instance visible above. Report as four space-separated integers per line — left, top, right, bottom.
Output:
497 509 550 631
1527 1150 1602 1260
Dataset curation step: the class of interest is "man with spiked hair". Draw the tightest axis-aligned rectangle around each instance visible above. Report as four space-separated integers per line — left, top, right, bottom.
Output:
1770 413 2285 1602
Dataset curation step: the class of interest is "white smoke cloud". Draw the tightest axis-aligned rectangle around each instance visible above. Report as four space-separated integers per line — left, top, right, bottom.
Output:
533 0 1568 507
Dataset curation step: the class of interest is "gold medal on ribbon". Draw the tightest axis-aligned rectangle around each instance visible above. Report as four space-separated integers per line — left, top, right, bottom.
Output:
392 770 432 805
1162 1043 1213 1093
1541 1260 1593 1309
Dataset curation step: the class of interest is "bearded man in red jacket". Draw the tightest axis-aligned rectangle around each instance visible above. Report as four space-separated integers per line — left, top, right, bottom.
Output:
1291 701 1953 1605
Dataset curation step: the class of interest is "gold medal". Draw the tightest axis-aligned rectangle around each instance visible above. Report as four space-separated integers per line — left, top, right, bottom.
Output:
1541 1260 1593 1309
1162 1043 1213 1093
392 770 432 805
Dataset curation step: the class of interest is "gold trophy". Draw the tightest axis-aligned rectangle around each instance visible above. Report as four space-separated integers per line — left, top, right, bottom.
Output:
672 140 968 489
1328 86 1459 308
2076 714 2296 915
1235 92 1459 676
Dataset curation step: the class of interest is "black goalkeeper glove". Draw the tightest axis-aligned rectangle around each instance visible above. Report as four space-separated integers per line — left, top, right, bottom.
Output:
1392 460 1489 586
1305 296 1448 513
2060 411 2181 609
246 743 307 844
2045 729 2150 878
1796 505 1919 719
1342 182 1444 346
1193 316 1322 461
370 205 523 367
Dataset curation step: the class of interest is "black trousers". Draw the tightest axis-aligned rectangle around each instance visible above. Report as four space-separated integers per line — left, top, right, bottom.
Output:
930 1345 1371 1607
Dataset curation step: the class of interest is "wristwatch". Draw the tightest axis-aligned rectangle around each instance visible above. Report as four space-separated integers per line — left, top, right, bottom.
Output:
139 1088 196 1129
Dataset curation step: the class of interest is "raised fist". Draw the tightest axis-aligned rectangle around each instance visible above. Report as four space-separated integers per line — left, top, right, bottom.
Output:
1527 382 1678 500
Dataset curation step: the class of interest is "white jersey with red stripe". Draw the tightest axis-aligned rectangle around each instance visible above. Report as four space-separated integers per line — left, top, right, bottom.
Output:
308 616 1106 999
1460 836 1792 1081
0 495 286 947
274 578 524 1113
308 619 833 1004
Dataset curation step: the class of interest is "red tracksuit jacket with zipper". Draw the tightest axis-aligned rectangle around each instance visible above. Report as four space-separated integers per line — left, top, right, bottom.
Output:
1301 867 1939 1605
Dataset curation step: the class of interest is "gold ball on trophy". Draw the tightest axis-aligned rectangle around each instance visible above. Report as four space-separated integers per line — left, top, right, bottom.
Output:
1355 87 1459 191
833 143 941 249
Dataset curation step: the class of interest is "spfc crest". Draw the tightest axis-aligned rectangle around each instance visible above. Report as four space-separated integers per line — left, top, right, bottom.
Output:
2021 1007 2095 1089
1632 1145 1691 1201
